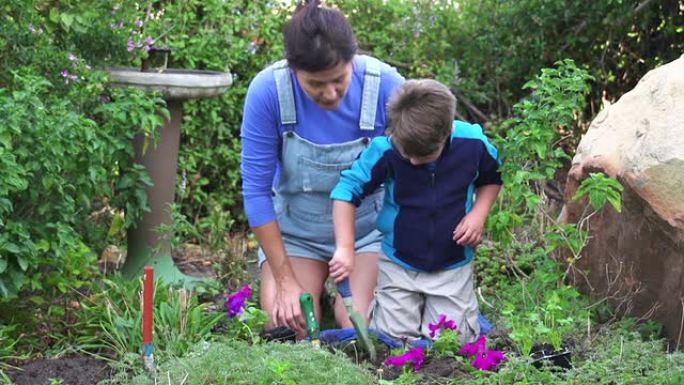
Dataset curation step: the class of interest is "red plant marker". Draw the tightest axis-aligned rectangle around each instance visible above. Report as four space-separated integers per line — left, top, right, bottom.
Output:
142 266 155 370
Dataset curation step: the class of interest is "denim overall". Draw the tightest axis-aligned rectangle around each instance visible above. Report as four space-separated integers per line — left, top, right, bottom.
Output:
257 57 384 265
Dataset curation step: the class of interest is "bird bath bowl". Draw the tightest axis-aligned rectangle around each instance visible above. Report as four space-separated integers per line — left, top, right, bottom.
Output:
107 67 232 287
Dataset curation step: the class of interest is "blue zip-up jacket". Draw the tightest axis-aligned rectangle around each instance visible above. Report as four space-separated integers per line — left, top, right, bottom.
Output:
330 121 502 272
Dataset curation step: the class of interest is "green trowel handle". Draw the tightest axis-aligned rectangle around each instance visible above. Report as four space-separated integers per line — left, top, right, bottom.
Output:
299 293 319 340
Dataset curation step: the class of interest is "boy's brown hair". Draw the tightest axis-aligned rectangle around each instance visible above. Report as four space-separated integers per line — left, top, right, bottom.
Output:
387 79 456 157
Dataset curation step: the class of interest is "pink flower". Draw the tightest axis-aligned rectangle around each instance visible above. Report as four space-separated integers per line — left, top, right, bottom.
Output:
384 347 425 371
226 285 252 318
459 335 487 356
472 349 506 371
459 335 506 371
61 69 77 84
428 314 458 338
142 37 155 52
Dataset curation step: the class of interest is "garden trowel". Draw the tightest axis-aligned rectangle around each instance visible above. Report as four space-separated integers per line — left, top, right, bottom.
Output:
299 293 320 348
337 278 376 361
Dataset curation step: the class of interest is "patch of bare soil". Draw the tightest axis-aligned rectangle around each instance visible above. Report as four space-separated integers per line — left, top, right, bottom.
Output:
379 355 472 383
8 356 110 385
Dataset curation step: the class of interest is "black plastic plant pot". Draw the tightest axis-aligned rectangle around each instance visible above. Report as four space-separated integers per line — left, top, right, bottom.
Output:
531 344 572 370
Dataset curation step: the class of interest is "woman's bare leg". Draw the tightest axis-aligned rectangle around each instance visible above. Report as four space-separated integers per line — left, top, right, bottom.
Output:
261 256 329 338
334 251 379 327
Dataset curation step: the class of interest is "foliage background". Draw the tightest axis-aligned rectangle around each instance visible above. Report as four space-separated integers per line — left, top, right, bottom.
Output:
0 0 682 350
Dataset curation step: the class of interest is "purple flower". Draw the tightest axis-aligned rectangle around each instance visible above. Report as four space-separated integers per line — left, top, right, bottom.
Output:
472 349 506 371
142 37 155 52
135 19 144 28
428 314 458 339
384 347 425 371
226 285 252 318
61 69 74 84
68 53 77 61
459 335 487 356
127 37 136 52
459 335 506 371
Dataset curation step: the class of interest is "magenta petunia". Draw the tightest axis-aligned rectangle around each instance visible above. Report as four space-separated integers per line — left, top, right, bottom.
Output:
428 314 458 339
472 349 506 371
384 347 425 371
226 285 252 318
459 335 487 356
459 335 506 371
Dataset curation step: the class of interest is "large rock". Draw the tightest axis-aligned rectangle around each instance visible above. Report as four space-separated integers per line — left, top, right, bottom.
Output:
561 56 684 347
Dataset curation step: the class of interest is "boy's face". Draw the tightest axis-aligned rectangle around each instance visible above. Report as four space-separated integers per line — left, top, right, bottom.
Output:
295 61 353 110
394 140 446 166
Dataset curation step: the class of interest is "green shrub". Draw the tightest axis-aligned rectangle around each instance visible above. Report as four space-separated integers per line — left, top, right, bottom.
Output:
0 0 167 298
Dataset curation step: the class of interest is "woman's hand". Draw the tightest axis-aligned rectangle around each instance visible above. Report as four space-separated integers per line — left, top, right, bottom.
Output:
329 247 355 283
273 276 307 334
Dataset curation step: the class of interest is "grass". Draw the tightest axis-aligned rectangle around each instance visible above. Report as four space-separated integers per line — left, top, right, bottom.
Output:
111 339 375 385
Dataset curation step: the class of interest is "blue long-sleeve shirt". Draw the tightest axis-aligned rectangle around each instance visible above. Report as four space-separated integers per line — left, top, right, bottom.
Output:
240 56 405 227
331 121 503 272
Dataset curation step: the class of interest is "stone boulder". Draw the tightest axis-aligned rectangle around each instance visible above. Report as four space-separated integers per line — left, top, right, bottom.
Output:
561 56 684 347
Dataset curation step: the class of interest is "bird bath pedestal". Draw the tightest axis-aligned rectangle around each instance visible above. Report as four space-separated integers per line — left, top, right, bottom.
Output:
107 68 232 286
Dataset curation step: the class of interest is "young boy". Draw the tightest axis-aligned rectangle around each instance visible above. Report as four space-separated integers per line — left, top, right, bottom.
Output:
329 79 502 343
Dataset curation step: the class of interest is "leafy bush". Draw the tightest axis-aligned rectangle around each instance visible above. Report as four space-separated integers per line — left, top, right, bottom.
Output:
0 0 168 298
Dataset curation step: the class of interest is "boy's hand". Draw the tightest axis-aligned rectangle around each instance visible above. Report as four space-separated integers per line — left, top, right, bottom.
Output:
453 212 486 247
329 247 355 283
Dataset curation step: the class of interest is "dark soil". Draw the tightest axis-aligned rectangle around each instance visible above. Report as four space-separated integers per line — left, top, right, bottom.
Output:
7 356 110 385
380 355 472 382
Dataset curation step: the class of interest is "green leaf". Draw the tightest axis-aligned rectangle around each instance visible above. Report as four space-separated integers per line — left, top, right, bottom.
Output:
16 256 28 271
107 212 125 239
48 8 60 23
3 242 20 254
60 13 75 30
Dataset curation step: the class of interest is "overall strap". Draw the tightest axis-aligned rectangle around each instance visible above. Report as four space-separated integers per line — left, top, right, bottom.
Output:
359 56 382 131
272 59 297 125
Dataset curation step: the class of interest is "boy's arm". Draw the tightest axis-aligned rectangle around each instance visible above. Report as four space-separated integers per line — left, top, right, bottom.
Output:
329 138 390 281
453 184 501 246
470 184 501 219
329 200 357 282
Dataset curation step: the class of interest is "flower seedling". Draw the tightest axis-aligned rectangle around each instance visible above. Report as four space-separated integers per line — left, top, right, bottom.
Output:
428 314 458 339
226 285 252 318
459 336 506 371
384 347 426 371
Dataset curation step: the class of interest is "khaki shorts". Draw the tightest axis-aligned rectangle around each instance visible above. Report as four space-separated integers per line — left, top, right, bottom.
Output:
370 254 480 343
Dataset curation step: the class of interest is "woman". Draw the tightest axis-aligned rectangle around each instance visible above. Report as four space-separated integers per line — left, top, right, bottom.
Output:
240 0 404 336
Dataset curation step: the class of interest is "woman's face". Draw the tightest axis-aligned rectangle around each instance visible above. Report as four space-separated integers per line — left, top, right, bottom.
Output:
295 61 353 110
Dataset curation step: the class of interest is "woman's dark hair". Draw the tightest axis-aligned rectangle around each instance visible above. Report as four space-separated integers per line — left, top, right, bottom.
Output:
283 0 357 72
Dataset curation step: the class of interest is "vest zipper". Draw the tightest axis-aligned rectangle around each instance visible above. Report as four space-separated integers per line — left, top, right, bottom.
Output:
429 171 436 265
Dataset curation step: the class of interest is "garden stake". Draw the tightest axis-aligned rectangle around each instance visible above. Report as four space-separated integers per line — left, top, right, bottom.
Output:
142 266 155 371
337 278 376 361
299 293 320 348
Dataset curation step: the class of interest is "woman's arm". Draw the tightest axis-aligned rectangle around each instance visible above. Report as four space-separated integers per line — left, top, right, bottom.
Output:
241 70 306 332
